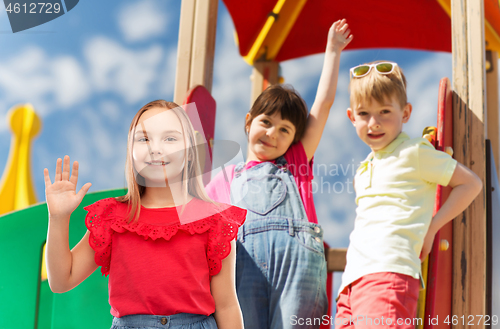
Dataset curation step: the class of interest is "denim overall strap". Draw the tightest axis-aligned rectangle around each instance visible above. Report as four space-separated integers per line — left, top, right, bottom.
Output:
230 157 308 225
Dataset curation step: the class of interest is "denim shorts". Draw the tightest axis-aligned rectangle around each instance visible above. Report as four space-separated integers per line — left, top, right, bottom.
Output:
110 313 218 329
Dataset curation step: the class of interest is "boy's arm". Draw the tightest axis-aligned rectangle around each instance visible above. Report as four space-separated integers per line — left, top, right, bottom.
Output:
301 19 353 161
420 162 483 260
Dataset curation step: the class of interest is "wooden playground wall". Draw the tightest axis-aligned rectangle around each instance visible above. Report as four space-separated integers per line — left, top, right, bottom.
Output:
452 1 488 328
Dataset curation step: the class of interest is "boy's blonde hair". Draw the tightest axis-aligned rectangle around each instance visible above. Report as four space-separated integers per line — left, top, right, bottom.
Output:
349 61 408 109
116 99 213 222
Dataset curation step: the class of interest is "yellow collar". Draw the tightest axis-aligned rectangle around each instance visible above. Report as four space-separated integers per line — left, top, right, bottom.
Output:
357 132 409 175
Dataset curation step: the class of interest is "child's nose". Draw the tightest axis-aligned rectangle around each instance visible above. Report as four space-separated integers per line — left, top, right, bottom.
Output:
148 142 163 157
368 116 381 129
266 126 277 138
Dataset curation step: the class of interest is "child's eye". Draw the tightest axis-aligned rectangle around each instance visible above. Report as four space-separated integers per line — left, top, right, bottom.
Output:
280 128 289 133
381 109 391 114
262 119 270 125
165 137 177 142
358 112 368 116
137 137 148 142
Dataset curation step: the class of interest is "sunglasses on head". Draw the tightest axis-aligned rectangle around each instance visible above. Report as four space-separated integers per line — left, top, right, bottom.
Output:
350 62 398 79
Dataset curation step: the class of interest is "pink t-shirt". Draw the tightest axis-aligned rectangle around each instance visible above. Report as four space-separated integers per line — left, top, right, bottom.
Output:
206 141 318 224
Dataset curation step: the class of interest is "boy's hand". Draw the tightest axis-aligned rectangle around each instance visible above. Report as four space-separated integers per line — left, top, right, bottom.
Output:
327 19 353 52
420 163 482 262
44 155 92 221
420 228 436 262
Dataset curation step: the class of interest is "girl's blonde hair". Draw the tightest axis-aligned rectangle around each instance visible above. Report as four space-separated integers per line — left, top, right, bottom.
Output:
116 99 213 222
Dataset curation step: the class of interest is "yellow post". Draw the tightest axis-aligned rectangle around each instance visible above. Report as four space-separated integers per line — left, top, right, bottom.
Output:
0 104 45 279
0 104 41 214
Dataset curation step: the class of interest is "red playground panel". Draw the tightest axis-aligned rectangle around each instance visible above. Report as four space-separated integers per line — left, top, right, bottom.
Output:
183 85 217 185
424 77 454 329
321 242 333 329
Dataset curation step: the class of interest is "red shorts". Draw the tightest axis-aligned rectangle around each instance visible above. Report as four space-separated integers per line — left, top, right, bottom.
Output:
335 272 420 329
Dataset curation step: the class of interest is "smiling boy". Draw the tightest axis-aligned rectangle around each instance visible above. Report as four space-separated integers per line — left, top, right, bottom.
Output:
335 61 482 329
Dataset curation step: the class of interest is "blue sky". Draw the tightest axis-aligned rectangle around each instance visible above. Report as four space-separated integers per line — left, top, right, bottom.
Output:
0 0 488 302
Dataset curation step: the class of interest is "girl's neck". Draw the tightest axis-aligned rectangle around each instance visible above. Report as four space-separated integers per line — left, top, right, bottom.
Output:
246 150 276 164
141 184 193 208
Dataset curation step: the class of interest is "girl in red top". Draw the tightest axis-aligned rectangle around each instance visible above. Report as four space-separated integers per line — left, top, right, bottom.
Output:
44 100 246 329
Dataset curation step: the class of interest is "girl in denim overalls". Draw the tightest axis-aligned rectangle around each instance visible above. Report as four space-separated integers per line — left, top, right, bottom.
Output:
206 20 353 329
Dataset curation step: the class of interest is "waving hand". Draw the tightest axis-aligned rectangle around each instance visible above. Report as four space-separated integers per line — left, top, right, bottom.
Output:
44 155 92 220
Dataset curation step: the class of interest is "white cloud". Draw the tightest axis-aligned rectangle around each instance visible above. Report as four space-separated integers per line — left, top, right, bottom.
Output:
84 36 164 104
80 107 116 160
0 46 91 121
404 53 452 138
0 47 51 101
57 109 128 191
99 100 121 121
158 49 178 101
211 13 252 149
117 0 168 42
51 56 91 108
281 54 324 97
0 4 7 25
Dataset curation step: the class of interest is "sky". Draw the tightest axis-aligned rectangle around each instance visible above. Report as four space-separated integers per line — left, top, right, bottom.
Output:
0 0 496 319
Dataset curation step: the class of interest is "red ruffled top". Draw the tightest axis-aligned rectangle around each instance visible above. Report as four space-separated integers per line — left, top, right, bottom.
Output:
84 197 246 318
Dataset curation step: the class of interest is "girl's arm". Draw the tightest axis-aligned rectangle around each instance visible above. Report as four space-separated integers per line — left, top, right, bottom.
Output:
45 156 97 293
301 19 353 161
420 162 483 260
211 240 244 329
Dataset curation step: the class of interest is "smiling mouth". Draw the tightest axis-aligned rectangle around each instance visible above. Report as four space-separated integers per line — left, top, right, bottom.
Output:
368 133 385 140
146 161 170 166
260 140 275 148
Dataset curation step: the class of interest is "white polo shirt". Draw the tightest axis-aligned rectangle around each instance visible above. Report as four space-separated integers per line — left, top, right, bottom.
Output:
339 132 457 296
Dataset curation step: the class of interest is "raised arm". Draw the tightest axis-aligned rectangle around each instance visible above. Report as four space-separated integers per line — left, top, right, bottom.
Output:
301 19 353 161
211 239 244 329
420 162 483 260
45 155 97 293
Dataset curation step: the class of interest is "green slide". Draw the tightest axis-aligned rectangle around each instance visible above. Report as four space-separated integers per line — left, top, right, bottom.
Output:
0 189 126 329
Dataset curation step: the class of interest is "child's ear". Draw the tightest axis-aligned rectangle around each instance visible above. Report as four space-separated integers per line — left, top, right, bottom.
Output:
402 103 412 123
347 108 356 126
245 113 251 133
